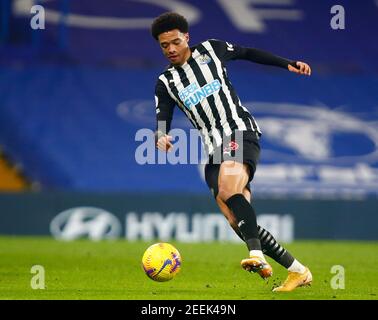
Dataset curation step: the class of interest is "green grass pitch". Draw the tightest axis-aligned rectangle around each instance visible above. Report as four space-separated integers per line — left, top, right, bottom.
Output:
0 236 377 300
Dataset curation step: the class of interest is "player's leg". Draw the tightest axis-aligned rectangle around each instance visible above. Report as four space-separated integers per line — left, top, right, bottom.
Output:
205 163 244 241
205 129 312 289
217 160 272 277
205 162 270 276
235 188 300 271
217 187 311 288
215 186 247 241
241 188 312 291
217 161 260 250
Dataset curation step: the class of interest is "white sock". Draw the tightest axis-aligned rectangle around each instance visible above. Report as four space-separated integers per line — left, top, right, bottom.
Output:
288 259 306 273
249 250 265 260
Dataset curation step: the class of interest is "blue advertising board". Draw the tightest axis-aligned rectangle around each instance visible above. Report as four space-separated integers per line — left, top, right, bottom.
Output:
0 193 377 240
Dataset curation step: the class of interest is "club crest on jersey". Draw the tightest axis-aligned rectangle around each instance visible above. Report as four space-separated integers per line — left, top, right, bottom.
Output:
198 54 212 65
178 80 222 109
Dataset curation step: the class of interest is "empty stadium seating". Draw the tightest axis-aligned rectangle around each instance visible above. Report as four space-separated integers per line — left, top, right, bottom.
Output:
0 1 377 197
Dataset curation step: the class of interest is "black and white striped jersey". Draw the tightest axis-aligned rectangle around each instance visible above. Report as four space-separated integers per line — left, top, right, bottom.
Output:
155 39 294 155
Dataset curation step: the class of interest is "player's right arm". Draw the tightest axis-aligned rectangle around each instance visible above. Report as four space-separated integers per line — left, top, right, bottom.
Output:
155 79 176 152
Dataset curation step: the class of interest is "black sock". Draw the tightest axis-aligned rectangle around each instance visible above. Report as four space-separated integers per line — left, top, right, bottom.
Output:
231 225 245 242
225 194 261 250
232 224 295 268
258 226 295 268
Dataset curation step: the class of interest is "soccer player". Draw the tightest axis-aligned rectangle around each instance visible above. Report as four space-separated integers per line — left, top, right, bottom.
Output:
151 12 312 292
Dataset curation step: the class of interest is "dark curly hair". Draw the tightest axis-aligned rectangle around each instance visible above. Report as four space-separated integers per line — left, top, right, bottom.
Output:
151 12 189 40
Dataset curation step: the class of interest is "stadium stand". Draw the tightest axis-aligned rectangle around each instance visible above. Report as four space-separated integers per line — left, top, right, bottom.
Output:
0 0 377 197
0 152 28 191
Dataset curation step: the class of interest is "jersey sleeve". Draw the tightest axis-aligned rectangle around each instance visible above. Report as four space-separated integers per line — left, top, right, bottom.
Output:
155 79 176 138
209 39 296 69
208 39 246 62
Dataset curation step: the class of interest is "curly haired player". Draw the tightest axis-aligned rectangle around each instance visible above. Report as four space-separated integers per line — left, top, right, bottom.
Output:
151 12 312 292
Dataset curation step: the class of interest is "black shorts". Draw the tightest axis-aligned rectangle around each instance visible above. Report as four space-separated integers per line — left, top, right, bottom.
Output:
204 130 261 199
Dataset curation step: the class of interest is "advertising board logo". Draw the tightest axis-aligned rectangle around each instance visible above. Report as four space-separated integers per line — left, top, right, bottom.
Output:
50 207 121 241
248 102 378 165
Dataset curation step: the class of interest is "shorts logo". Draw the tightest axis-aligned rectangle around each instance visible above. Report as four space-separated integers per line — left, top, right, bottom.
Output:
223 141 239 155
198 54 212 64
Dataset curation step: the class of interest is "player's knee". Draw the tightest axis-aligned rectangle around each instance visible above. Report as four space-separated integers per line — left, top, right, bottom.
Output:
218 183 238 202
217 185 230 202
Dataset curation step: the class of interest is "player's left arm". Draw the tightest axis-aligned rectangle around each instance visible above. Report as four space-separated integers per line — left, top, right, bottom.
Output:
287 61 311 76
209 39 311 76
237 47 311 76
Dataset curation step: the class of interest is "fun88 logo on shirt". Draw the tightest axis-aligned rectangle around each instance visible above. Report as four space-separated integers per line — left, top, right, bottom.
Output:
179 80 222 109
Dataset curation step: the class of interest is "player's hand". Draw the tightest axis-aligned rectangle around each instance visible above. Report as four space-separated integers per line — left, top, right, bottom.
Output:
288 61 311 76
156 134 173 152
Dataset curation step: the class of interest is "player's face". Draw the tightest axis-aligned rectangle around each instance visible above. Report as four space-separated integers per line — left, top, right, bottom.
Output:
158 29 190 66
